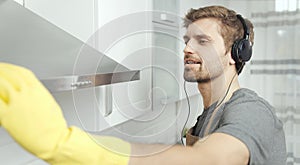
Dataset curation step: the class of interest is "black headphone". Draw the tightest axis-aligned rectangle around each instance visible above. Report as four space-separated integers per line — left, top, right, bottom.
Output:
231 14 252 63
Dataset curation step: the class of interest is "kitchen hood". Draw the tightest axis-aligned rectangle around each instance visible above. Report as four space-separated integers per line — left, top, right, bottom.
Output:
0 0 140 93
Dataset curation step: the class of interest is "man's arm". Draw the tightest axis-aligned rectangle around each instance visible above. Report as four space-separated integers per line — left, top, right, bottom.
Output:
0 63 249 165
129 133 249 165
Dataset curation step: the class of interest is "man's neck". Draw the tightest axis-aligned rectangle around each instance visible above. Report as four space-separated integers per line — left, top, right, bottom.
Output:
198 71 240 109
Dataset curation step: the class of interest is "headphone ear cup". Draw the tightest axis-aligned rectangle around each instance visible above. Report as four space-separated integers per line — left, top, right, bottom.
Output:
238 39 252 62
231 40 241 63
231 39 252 63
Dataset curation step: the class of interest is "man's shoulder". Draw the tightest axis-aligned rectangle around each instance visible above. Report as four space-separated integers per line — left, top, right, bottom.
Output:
218 88 286 165
221 88 281 126
226 88 273 111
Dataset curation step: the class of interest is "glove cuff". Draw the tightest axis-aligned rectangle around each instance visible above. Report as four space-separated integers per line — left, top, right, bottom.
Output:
47 127 130 165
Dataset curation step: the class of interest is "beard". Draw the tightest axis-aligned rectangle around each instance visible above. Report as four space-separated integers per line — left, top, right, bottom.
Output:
183 65 223 83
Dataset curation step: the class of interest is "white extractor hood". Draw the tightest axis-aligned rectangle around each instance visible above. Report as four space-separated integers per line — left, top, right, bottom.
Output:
0 0 140 93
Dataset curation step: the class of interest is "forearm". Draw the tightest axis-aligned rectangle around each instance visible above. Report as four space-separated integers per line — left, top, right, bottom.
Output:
128 133 249 165
129 143 211 165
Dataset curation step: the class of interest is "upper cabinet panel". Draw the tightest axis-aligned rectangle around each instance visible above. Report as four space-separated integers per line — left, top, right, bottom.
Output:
153 0 179 13
24 0 95 42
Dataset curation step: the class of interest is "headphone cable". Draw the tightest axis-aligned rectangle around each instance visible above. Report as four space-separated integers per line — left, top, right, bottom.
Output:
215 62 245 108
180 80 191 145
203 62 245 136
181 62 245 142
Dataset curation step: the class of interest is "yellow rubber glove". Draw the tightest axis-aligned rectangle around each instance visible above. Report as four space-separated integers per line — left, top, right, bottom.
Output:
0 63 130 165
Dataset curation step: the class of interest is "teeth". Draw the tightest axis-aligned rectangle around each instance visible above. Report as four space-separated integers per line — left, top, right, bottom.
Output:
186 60 200 64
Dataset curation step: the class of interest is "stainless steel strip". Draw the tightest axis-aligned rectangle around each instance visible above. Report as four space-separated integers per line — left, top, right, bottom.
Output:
41 70 140 93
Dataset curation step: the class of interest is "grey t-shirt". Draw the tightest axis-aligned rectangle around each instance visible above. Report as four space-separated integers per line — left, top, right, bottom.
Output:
191 88 287 165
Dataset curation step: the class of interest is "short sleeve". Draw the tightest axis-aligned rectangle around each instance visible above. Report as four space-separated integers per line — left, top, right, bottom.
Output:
215 100 286 165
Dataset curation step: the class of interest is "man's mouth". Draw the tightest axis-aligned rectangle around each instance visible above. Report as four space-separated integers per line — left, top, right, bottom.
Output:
184 59 201 65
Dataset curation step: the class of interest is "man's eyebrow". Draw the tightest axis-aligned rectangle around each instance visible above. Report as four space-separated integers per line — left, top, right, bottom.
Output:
183 34 212 41
194 34 212 40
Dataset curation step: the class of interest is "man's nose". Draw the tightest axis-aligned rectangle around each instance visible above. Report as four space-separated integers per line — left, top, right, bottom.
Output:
183 42 195 55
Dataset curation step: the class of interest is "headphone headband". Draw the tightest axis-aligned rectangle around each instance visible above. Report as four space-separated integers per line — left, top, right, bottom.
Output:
236 14 250 40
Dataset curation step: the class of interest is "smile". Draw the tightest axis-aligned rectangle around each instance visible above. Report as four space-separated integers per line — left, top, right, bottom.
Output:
184 59 201 65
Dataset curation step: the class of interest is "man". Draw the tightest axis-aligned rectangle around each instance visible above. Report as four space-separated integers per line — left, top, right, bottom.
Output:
181 6 287 164
0 5 286 165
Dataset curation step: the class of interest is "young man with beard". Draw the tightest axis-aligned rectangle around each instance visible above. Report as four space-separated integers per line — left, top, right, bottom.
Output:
0 5 286 165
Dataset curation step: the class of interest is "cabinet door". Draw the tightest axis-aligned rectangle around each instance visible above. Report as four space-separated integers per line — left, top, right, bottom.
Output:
24 0 95 42
19 0 153 131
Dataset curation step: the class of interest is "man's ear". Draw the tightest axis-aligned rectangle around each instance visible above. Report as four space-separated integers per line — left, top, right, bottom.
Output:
227 51 236 65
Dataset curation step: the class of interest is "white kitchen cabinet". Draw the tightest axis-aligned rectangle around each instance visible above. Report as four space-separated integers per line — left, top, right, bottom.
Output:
10 0 157 133
0 4 186 165
22 0 183 143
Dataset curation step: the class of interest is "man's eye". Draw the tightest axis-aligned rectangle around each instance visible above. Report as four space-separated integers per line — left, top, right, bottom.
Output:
198 39 208 44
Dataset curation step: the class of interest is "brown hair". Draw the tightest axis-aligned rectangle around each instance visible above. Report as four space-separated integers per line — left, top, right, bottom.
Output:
184 6 254 74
